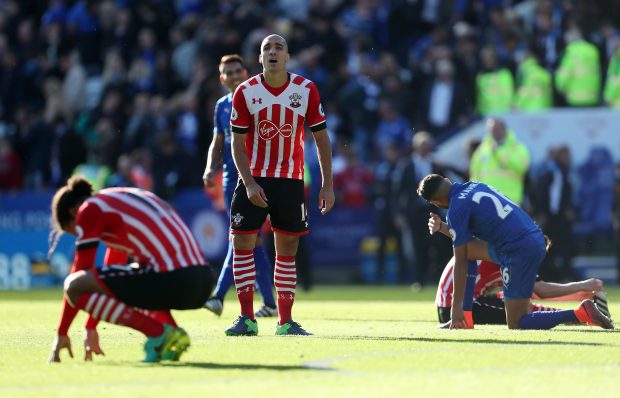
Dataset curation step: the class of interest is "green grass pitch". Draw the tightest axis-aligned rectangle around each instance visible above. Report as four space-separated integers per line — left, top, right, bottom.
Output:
1 286 619 398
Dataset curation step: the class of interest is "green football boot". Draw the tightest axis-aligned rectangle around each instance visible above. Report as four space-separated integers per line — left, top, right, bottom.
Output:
275 320 312 336
225 315 258 336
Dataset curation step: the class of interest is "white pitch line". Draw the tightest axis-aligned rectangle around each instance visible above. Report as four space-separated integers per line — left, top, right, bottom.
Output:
304 346 464 374
303 345 620 374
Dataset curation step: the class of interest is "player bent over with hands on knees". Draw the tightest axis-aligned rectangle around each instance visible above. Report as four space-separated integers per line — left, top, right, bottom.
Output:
224 34 334 336
48 176 215 363
417 174 613 330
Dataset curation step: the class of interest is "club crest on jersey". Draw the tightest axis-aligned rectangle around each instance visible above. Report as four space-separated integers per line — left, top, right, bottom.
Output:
258 120 293 140
231 107 238 121
231 213 244 227
289 93 302 108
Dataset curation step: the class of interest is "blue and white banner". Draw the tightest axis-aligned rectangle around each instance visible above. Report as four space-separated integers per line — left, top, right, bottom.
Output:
0 192 75 289
0 190 229 290
307 205 376 269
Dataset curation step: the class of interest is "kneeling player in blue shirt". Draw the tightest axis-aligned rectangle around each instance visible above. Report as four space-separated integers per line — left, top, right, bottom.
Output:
417 174 613 330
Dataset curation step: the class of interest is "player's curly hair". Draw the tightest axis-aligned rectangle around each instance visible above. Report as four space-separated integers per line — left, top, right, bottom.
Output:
48 175 94 255
417 174 445 201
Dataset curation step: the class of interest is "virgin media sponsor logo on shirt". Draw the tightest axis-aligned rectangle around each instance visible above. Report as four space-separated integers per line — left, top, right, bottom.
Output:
258 120 293 140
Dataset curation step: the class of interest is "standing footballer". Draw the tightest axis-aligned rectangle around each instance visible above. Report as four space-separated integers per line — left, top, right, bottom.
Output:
225 34 334 336
202 54 277 318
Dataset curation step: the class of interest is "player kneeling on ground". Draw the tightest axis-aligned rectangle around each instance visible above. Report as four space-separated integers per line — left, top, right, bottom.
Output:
48 176 215 363
435 257 612 326
418 174 613 330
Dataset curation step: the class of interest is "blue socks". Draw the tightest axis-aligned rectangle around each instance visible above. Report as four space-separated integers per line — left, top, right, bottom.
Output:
254 245 276 307
518 310 578 330
213 244 234 300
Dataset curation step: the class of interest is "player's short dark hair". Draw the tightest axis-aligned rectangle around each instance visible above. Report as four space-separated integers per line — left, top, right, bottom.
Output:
417 174 445 201
219 54 245 69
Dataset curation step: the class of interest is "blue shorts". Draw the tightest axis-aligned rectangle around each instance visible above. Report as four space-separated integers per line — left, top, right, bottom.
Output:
223 178 237 218
488 232 547 300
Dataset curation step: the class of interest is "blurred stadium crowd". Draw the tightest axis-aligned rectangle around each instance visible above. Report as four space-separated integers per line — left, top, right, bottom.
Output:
0 0 620 283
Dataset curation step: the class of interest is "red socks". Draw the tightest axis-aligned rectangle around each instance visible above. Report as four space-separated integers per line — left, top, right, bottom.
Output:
75 293 164 337
573 305 589 324
139 310 178 328
274 254 296 324
233 249 256 319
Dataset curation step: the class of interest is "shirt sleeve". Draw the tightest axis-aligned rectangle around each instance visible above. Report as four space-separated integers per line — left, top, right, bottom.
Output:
73 201 105 271
57 297 79 336
305 82 327 132
213 100 223 136
85 315 99 330
104 247 128 265
447 202 473 248
57 202 106 335
230 87 250 134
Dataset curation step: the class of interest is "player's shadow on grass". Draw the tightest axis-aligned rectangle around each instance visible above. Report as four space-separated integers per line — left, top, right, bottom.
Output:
564 328 620 334
162 362 333 371
321 318 437 323
318 335 607 346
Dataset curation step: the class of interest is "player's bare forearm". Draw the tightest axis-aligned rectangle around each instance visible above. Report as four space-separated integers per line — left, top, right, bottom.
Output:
438 221 451 238
203 134 224 185
448 245 469 329
533 279 602 300
429 213 452 238
313 129 335 214
452 245 468 311
231 132 255 185
313 130 333 188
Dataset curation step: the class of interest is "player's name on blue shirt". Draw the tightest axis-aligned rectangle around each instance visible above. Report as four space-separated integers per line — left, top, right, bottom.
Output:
446 181 541 254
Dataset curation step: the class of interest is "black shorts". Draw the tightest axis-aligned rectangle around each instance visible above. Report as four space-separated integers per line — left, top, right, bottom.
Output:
437 295 507 325
229 177 308 235
94 264 215 310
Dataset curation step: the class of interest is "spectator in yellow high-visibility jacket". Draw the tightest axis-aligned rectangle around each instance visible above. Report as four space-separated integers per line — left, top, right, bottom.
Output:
514 52 552 112
476 46 514 115
556 30 601 107
470 118 530 205
604 35 620 108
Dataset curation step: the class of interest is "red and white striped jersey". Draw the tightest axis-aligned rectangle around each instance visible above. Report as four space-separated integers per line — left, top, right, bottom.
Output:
435 260 503 307
231 73 326 180
74 187 205 273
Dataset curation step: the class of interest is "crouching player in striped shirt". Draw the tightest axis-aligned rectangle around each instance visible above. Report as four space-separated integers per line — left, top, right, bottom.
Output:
435 258 612 326
48 176 215 363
